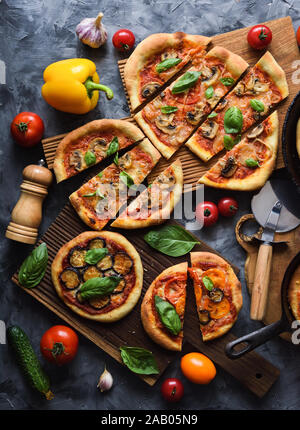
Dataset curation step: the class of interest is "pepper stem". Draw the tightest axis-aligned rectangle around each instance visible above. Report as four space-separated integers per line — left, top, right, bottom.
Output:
95 12 104 29
85 77 114 100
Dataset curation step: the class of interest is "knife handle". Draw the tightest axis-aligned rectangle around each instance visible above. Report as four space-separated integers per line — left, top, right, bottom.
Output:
250 243 273 321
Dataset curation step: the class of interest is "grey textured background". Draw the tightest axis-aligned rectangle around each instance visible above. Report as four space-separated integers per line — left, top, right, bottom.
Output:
0 0 300 411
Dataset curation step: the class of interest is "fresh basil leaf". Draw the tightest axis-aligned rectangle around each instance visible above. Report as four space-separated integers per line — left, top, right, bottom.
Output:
250 99 265 112
84 248 108 265
97 172 103 178
205 86 214 99
220 77 235 86
120 171 134 188
156 58 182 73
84 151 96 166
144 225 199 257
202 276 214 291
224 106 243 134
245 158 260 168
18 243 48 289
83 188 105 198
207 112 217 119
171 71 201 94
106 137 119 156
223 135 235 151
160 106 178 114
120 346 159 375
78 276 120 301
114 152 119 166
155 295 181 336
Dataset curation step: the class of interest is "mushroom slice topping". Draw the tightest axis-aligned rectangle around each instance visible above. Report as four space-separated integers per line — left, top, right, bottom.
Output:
215 98 228 112
141 82 161 98
113 252 133 275
198 309 211 325
161 51 178 61
233 82 246 96
201 66 220 87
155 114 177 134
186 104 205 125
118 152 132 170
207 89 223 108
82 266 103 282
200 120 219 139
88 295 111 310
88 238 106 249
69 150 84 171
247 123 264 139
97 254 113 271
156 171 176 190
60 268 81 290
221 156 238 178
69 247 87 268
253 80 269 93
88 138 108 155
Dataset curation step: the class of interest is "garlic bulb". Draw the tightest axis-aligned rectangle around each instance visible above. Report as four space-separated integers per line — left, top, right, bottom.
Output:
76 13 107 48
97 367 113 392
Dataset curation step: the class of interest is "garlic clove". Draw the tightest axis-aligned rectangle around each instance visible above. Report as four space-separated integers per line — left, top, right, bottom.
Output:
97 366 113 392
76 12 108 49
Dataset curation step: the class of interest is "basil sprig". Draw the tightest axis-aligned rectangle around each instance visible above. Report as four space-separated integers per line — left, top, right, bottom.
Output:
120 171 135 188
84 151 96 166
106 137 119 156
84 248 108 265
207 112 217 119
120 346 159 375
224 106 243 134
78 276 120 301
171 71 201 94
18 243 48 289
160 106 178 114
144 225 199 257
220 77 235 86
223 134 241 151
83 188 105 198
155 296 181 336
156 58 182 73
205 86 214 99
250 99 265 112
114 152 119 166
245 158 260 168
202 276 214 291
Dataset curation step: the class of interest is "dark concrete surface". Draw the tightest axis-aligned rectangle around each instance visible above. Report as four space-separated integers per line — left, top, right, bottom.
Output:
0 0 300 411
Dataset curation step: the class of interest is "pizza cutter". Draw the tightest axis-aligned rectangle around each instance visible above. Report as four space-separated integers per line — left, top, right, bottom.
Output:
250 175 300 321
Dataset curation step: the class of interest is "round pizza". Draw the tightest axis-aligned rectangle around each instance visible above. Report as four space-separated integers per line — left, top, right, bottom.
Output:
288 264 300 321
188 252 242 341
51 231 143 322
141 262 188 351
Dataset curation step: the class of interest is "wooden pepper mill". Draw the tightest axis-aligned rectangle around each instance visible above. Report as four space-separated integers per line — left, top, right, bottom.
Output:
6 160 53 244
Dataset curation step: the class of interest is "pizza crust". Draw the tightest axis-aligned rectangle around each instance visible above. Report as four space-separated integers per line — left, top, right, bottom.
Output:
205 46 249 79
111 159 183 229
256 51 289 99
198 111 279 191
141 262 188 351
190 252 242 341
54 119 144 183
51 231 143 322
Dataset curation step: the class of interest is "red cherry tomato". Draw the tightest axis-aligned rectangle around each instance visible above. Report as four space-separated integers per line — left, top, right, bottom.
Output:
297 26 300 47
10 112 44 147
247 24 272 50
218 197 239 217
196 201 218 227
161 378 184 402
112 29 135 52
40 325 78 365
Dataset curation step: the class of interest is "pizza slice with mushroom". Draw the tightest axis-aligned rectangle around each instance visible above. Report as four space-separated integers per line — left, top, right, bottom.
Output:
53 119 144 183
69 139 161 230
185 51 288 161
111 159 183 229
141 262 188 351
134 46 248 159
198 111 278 190
188 252 242 341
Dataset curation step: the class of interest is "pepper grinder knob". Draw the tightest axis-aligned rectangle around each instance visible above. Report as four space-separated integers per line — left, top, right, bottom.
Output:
5 160 53 244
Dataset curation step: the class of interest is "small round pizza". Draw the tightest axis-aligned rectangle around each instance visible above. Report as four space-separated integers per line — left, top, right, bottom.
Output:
51 231 143 322
288 264 300 321
188 252 242 341
111 159 183 229
141 262 188 351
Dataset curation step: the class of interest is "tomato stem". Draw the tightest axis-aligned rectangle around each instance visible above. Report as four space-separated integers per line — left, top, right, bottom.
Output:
204 208 211 217
16 121 29 133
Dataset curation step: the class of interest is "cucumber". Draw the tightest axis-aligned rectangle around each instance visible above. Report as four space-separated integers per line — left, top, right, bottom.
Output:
7 326 54 400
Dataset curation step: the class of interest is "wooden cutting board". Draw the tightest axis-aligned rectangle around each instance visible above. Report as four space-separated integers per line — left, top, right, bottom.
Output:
12 205 279 397
235 214 300 341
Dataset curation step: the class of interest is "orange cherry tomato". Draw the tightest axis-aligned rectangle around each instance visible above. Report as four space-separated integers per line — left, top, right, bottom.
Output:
203 296 231 319
181 352 216 384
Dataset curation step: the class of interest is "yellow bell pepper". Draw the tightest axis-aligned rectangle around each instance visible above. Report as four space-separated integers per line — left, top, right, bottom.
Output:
41 58 113 114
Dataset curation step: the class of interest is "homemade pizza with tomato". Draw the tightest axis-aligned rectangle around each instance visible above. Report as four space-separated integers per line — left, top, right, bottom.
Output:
51 231 143 322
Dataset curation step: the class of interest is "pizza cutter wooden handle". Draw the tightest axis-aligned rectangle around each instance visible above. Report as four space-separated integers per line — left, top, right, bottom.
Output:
250 243 273 321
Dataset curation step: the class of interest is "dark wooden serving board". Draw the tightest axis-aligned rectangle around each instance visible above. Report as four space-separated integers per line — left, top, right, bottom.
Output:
12 204 279 396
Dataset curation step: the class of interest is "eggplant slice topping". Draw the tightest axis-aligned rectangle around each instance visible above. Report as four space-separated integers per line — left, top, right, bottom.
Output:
97 254 113 271
60 268 81 290
88 238 106 249
198 309 211 325
82 266 103 282
208 288 224 303
69 247 87 268
113 253 133 275
88 295 111 310
103 269 119 278
112 277 126 294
